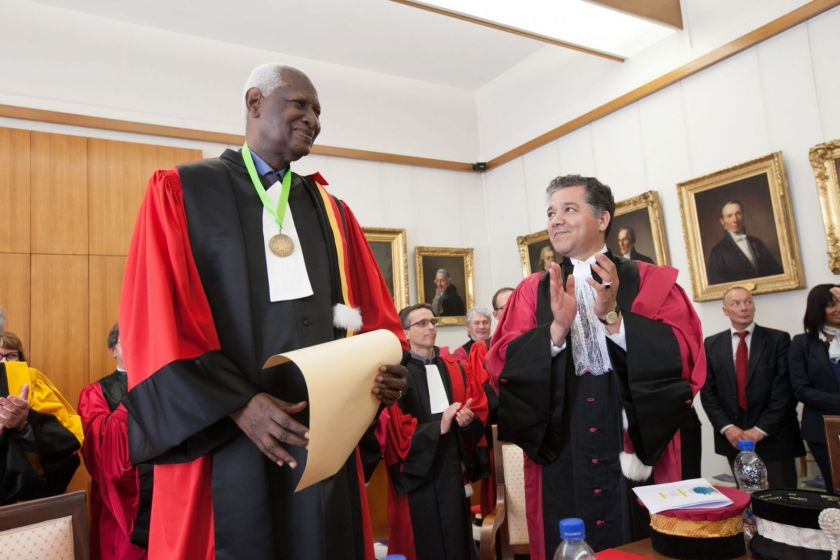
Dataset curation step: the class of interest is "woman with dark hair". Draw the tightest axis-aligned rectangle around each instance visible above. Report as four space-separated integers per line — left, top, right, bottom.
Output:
790 284 840 492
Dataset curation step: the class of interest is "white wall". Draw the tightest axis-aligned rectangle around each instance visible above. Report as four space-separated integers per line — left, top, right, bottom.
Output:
0 0 479 162
480 5 840 478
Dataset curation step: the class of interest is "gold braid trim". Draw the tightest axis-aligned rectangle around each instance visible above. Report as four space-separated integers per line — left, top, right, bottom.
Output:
650 514 743 538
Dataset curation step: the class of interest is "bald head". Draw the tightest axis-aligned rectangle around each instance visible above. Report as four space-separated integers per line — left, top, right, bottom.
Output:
722 286 755 330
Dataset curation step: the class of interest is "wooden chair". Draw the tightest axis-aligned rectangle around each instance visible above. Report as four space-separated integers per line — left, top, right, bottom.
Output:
824 415 840 493
479 425 530 560
0 491 89 560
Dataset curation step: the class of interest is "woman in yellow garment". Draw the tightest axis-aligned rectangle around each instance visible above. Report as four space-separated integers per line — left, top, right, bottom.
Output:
0 331 83 504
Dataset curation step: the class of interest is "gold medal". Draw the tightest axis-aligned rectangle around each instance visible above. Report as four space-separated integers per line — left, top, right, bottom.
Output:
269 233 295 257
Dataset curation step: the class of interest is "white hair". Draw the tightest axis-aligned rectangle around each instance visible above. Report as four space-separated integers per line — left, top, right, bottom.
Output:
243 63 294 99
435 268 452 280
466 307 491 323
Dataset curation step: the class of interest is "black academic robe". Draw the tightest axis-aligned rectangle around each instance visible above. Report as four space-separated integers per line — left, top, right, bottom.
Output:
120 150 404 560
486 256 706 558
384 354 486 560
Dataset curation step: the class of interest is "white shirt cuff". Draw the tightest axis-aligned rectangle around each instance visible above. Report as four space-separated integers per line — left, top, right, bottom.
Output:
550 341 566 357
720 424 735 435
605 318 626 350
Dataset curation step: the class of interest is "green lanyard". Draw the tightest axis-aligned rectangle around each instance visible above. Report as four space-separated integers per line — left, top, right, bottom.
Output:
242 142 292 231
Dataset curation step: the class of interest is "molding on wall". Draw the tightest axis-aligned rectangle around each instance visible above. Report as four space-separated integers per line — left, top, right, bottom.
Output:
0 103 474 172
2 0 838 173
485 0 840 170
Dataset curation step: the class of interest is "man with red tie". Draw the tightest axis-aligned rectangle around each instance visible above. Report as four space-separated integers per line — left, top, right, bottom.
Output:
701 286 804 488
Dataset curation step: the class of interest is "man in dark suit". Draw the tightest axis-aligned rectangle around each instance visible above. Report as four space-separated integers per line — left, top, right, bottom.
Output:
617 226 654 264
701 286 804 488
706 200 783 285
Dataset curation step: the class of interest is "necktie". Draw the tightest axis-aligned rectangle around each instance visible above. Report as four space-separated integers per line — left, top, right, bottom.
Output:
736 331 748 411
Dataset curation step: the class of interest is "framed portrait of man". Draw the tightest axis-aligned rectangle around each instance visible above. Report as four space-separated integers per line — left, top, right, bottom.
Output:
606 191 670 266
516 229 555 278
362 227 409 310
414 246 474 326
677 152 803 301
810 139 840 274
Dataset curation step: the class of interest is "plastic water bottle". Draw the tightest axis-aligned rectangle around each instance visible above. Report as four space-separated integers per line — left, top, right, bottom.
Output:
733 439 768 543
553 517 596 560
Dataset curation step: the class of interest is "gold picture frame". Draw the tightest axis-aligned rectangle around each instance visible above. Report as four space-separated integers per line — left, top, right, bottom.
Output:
414 246 475 326
809 139 840 274
607 191 670 266
677 152 803 301
516 229 552 278
362 227 409 311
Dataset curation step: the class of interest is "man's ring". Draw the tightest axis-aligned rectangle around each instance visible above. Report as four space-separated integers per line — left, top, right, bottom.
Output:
397 389 403 399
603 281 612 289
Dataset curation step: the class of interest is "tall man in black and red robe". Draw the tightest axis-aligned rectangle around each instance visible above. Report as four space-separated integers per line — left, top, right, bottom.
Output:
119 64 408 560
486 175 705 558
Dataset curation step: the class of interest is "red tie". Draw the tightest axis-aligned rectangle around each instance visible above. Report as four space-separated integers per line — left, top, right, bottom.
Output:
736 331 748 411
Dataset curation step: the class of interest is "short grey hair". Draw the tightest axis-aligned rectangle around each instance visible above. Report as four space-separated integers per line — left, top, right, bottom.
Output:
435 268 452 280
466 307 491 323
243 63 295 99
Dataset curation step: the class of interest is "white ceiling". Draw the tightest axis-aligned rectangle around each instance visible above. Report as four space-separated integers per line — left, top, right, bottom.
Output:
29 0 567 90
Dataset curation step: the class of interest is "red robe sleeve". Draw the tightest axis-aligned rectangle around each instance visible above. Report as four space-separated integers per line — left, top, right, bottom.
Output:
79 383 139 539
486 274 541 391
120 170 259 465
119 169 256 560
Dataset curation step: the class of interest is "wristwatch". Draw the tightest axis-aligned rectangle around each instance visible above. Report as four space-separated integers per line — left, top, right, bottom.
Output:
599 307 620 326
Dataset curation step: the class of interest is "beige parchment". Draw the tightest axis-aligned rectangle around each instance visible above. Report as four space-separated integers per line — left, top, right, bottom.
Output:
263 329 402 492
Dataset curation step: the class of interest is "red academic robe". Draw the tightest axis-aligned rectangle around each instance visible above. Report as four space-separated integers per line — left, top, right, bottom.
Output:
79 378 146 560
380 354 488 560
486 259 705 558
119 151 406 560
467 340 498 517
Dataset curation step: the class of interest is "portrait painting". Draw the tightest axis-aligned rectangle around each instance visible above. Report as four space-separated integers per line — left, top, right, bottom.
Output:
362 227 409 310
606 191 670 266
809 139 840 274
414 246 474 326
516 229 555 278
677 152 803 301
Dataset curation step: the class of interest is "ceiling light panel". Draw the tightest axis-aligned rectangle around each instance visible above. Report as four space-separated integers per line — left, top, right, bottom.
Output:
411 0 677 57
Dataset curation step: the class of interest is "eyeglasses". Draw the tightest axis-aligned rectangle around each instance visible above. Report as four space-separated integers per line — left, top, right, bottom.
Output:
0 351 20 361
406 318 439 329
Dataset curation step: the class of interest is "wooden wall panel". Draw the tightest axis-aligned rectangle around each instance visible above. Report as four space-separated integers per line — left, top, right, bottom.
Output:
30 132 87 255
0 253 31 348
0 129 30 253
88 256 125 382
88 139 201 256
29 254 89 405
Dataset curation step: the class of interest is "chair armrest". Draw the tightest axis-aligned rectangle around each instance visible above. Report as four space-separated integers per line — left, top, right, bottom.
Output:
479 489 507 560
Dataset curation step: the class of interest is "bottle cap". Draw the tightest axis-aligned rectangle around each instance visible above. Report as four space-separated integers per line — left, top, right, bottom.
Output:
737 440 755 451
384 556 407 560
559 517 585 540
